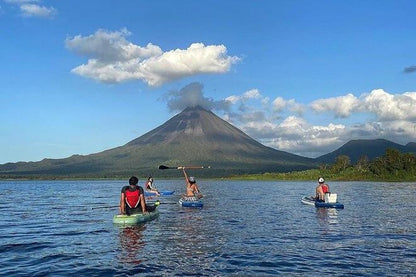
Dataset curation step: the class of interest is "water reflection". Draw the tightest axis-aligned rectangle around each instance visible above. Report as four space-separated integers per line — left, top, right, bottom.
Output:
316 208 339 225
179 210 205 252
118 225 146 264
172 209 217 273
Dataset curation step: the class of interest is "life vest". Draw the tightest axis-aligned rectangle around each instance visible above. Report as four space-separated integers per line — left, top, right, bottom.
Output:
125 188 140 208
322 184 329 194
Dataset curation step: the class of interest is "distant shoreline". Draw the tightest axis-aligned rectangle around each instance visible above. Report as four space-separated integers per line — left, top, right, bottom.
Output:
1 173 415 182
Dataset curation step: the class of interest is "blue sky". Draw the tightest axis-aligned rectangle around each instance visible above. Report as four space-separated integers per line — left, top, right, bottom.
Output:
1 0 416 164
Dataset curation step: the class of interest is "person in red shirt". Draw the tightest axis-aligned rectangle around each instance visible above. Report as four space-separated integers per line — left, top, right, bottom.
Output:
315 177 330 201
119 176 147 215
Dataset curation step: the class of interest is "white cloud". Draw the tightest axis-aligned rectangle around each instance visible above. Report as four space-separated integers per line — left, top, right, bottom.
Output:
162 85 416 157
273 97 304 115
20 4 56 17
164 82 230 112
65 29 161 62
310 93 359 117
224 95 239 104
66 29 240 86
272 97 286 112
4 0 38 3
4 0 56 18
361 89 416 121
241 115 347 157
225 89 261 104
223 89 274 128
140 43 240 86
219 88 416 157
310 89 416 121
243 89 261 99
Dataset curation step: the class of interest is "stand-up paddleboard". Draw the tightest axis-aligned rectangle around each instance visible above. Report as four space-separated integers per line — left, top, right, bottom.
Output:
301 196 344 209
144 190 175 197
113 204 159 225
113 210 159 225
179 196 203 208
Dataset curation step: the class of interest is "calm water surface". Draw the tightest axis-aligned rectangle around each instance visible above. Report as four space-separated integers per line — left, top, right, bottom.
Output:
0 180 415 276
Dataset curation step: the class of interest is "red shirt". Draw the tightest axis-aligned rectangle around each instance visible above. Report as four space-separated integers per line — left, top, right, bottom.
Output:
121 186 142 208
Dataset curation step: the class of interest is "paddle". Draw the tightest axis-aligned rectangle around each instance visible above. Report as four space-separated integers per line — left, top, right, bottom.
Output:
91 205 119 210
91 200 178 209
148 201 177 205
158 165 210 170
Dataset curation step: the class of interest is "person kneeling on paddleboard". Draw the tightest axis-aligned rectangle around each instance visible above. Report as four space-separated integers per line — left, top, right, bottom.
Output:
315 177 330 202
182 168 202 199
120 176 147 215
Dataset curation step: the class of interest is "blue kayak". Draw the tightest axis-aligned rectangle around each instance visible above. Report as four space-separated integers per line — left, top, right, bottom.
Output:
144 190 175 197
301 196 344 209
179 196 203 208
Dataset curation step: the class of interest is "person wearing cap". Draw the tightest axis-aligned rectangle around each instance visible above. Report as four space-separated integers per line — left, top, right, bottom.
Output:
315 177 330 201
119 176 147 215
144 176 160 196
182 168 202 198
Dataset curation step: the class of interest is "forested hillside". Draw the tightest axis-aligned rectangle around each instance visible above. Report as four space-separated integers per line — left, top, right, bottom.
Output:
234 148 416 181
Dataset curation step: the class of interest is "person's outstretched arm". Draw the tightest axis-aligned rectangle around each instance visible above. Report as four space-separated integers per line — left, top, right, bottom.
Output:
183 168 189 183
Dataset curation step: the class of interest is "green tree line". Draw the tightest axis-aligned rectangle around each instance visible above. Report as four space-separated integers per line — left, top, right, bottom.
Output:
327 148 416 181
232 148 416 181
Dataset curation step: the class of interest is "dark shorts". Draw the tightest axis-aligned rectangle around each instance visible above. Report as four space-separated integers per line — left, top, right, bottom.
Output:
126 204 156 215
126 206 143 215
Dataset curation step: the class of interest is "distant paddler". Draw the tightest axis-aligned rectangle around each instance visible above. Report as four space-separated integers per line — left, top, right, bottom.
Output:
144 176 160 196
182 167 203 199
315 177 330 201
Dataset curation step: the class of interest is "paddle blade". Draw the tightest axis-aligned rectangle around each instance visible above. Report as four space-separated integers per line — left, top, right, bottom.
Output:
159 165 181 170
159 165 184 170
158 165 209 170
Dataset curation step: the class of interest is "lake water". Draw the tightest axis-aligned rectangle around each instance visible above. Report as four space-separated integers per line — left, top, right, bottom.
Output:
0 180 415 276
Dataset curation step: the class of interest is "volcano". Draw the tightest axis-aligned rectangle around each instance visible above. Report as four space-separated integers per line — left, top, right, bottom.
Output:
0 106 316 178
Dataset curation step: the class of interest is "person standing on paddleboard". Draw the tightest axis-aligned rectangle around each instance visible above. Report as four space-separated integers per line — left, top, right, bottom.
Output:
119 176 148 215
182 168 202 198
315 177 330 201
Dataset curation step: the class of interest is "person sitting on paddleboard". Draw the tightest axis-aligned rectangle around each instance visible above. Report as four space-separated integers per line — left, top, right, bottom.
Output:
144 176 160 196
120 176 147 215
315 177 330 201
182 168 202 198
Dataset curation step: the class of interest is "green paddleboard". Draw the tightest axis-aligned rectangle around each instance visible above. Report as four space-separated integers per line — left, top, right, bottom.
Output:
113 210 159 225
